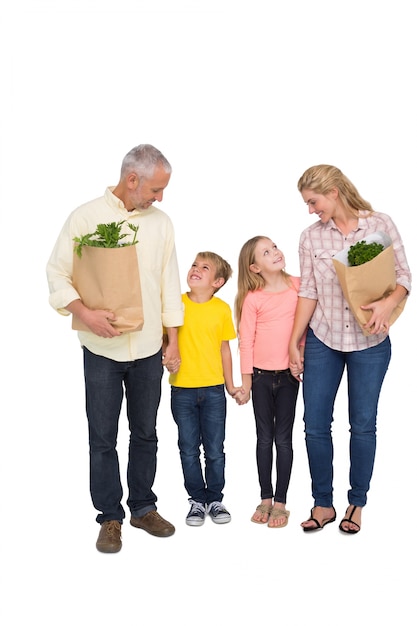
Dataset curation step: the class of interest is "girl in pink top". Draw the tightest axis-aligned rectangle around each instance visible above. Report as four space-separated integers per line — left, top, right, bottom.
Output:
235 236 304 528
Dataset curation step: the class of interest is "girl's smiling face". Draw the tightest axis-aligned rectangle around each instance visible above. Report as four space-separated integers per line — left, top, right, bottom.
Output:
250 238 285 275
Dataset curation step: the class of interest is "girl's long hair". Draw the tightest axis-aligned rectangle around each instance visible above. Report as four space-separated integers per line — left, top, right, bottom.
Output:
234 236 294 331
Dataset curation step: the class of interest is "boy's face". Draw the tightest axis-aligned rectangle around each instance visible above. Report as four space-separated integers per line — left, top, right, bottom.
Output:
187 256 223 291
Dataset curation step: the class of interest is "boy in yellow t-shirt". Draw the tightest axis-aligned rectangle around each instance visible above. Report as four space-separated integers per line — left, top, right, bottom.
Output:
168 251 243 526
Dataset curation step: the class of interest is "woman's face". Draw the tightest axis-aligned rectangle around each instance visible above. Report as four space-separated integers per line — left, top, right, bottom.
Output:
301 188 338 224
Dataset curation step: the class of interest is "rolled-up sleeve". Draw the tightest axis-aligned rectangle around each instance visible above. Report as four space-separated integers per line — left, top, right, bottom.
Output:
46 214 81 315
160 232 185 328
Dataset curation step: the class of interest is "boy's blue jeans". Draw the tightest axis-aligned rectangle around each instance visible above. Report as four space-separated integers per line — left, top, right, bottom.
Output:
171 385 226 505
302 329 391 508
83 347 163 524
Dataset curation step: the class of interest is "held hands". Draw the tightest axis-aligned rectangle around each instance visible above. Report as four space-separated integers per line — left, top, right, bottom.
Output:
234 388 251 405
289 344 304 381
227 386 250 405
162 347 181 374
289 361 304 381
162 330 181 374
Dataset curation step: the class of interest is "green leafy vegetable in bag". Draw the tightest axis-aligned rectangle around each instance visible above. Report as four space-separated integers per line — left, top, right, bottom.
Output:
73 220 139 258
347 240 384 267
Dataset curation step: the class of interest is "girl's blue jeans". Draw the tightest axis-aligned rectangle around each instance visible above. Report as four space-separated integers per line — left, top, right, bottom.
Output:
302 329 391 508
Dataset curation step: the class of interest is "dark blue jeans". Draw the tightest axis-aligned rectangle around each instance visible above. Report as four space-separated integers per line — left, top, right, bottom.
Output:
171 385 226 505
83 347 163 524
302 329 391 508
251 368 299 503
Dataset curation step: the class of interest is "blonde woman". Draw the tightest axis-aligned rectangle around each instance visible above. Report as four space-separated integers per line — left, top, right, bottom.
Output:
235 237 304 528
289 165 411 534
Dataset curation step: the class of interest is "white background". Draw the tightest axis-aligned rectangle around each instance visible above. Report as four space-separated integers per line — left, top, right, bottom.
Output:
1 1 415 624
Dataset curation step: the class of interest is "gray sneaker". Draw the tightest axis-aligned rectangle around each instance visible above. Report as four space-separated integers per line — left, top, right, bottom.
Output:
207 501 231 524
186 500 206 526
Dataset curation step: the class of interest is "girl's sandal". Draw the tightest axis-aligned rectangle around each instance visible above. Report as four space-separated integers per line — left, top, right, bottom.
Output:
251 503 273 524
267 508 290 528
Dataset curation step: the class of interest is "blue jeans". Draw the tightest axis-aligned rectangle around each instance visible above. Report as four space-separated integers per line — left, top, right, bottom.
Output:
251 368 299 503
83 347 163 524
171 385 226 504
302 329 391 508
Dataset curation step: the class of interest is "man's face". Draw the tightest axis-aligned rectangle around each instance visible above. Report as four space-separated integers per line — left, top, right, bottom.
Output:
131 165 171 210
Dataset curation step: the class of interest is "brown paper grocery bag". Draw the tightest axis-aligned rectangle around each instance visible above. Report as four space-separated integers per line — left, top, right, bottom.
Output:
333 244 406 336
72 245 144 333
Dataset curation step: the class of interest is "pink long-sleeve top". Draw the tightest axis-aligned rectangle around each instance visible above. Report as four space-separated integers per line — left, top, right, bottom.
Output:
239 277 301 374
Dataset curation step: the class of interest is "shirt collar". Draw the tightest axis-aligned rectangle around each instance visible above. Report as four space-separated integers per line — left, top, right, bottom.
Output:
105 186 137 212
328 212 368 234
104 186 156 216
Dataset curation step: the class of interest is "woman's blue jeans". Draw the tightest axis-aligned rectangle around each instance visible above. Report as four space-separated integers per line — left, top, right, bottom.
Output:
251 368 299 503
303 329 391 508
171 385 226 505
83 347 163 524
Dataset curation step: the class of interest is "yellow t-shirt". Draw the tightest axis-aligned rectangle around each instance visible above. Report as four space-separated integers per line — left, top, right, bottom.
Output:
169 293 236 388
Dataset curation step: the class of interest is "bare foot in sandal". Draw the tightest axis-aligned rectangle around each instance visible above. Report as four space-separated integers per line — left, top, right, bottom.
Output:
301 506 337 531
251 499 272 524
268 502 290 528
339 505 362 534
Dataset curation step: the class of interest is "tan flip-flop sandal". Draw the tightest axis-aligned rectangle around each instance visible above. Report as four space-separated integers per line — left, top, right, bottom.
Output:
267 508 290 528
251 503 273 524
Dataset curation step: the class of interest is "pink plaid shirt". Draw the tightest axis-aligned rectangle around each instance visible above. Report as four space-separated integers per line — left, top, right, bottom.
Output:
298 211 412 352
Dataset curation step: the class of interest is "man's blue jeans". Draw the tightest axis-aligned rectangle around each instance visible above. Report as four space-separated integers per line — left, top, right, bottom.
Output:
302 329 391 508
171 385 226 505
83 347 163 524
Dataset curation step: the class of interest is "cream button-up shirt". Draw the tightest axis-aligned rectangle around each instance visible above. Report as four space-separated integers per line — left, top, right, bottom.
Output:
47 187 184 362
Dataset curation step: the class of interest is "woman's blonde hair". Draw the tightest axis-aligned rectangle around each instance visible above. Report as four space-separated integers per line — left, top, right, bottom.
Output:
234 236 294 330
297 164 373 217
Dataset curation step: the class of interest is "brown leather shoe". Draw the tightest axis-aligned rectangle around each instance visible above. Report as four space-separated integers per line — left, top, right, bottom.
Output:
130 510 175 537
96 520 122 553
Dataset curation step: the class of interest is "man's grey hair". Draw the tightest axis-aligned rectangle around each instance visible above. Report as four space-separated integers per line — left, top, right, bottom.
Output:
120 144 172 179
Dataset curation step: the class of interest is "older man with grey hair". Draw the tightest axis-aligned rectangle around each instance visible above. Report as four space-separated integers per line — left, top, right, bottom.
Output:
47 144 184 552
